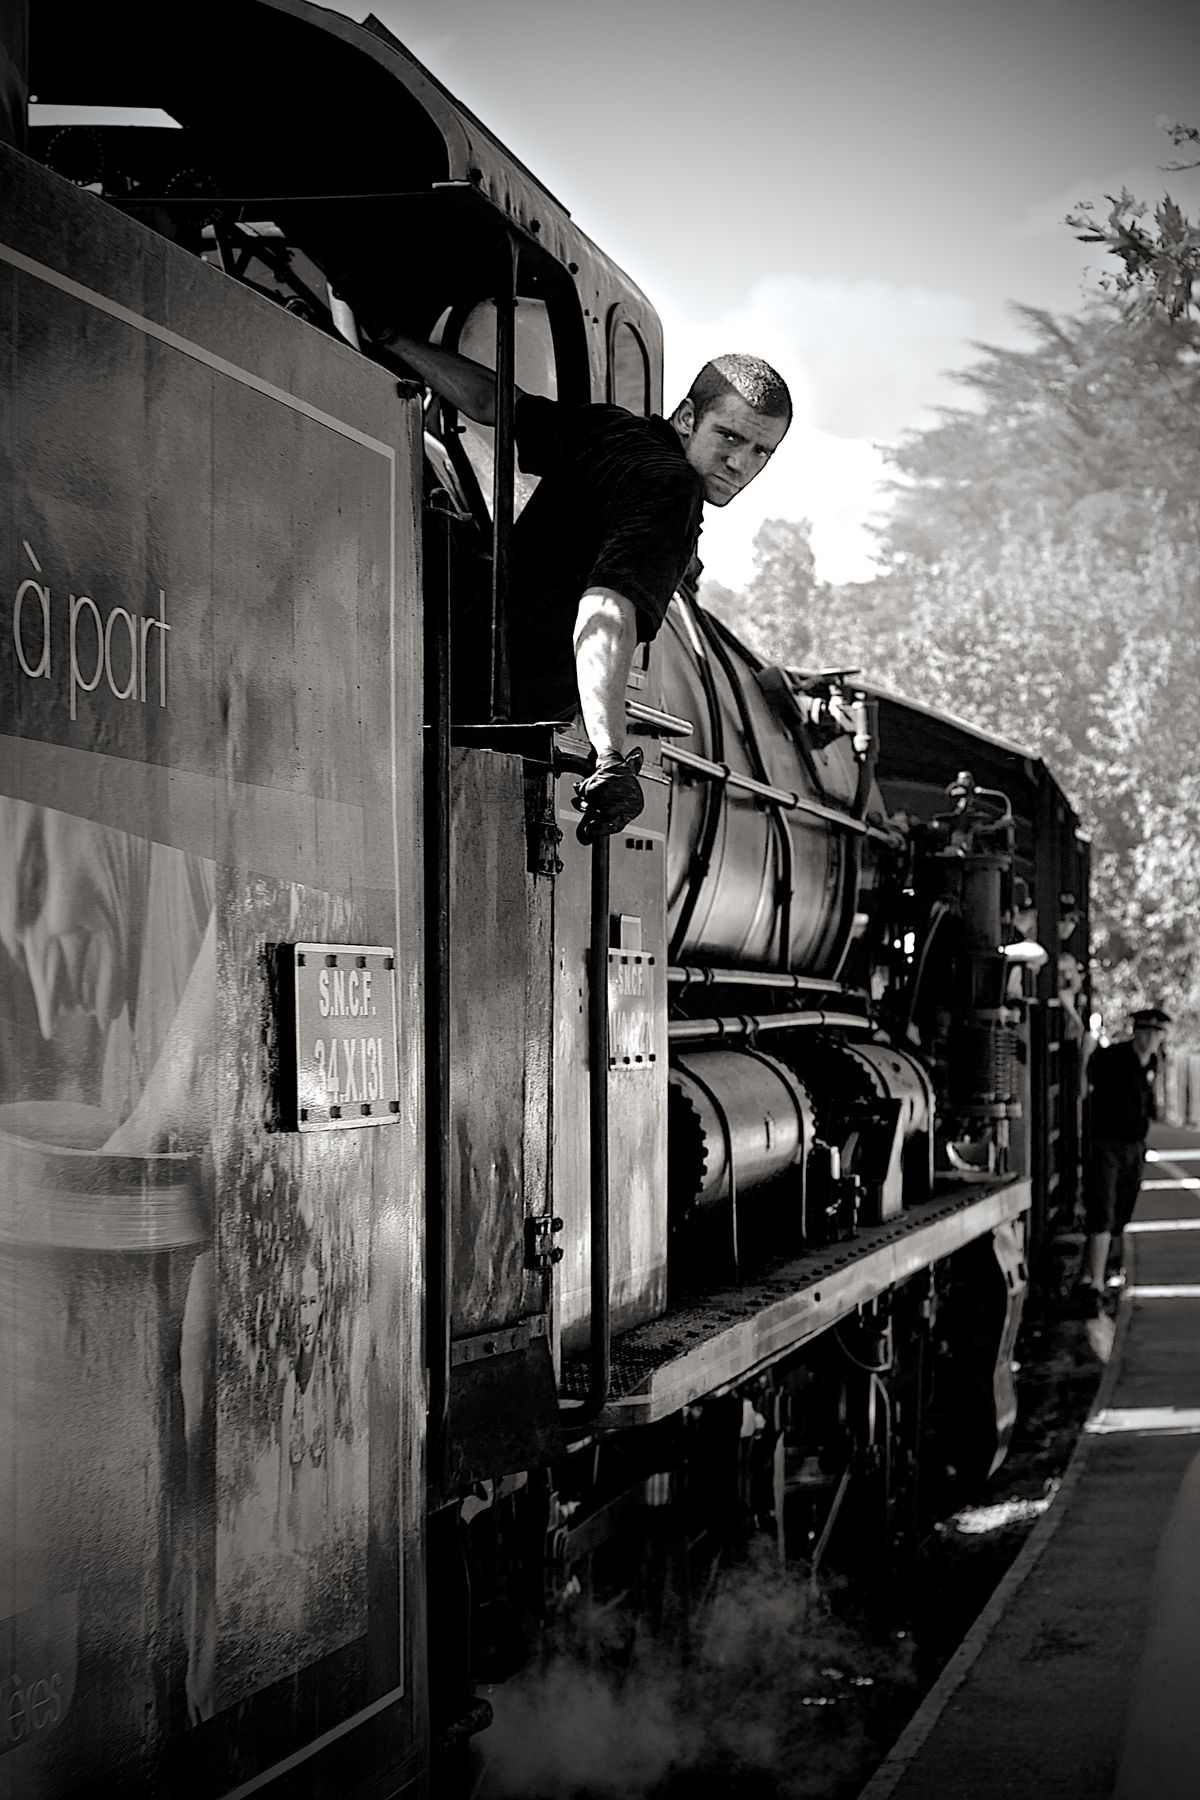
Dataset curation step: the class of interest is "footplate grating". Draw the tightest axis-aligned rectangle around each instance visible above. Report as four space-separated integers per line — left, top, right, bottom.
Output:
559 1180 1031 1419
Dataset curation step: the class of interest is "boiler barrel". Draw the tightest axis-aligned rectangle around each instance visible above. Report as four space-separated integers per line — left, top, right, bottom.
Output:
657 604 865 974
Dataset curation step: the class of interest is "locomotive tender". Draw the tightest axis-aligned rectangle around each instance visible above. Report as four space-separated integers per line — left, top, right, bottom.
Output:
0 3 1089 1795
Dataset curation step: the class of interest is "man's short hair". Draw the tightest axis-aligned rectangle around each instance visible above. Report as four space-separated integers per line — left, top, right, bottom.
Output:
687 354 792 426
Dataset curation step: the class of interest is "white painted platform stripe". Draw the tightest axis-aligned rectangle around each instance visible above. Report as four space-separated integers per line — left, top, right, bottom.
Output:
1128 1285 1200 1299
1146 1148 1200 1162
1141 1177 1200 1190
1086 1407 1200 1436
1127 1218 1200 1233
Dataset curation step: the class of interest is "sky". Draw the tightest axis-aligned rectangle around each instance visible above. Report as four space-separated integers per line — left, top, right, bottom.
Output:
348 0 1200 590
33 0 1199 588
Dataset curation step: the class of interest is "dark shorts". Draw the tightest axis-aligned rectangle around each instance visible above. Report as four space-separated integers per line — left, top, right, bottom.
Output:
1085 1139 1147 1236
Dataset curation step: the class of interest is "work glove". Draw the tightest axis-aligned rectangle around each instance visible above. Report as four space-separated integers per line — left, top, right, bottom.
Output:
572 747 645 844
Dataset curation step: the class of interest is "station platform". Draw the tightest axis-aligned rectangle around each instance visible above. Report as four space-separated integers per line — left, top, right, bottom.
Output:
859 1121 1200 1800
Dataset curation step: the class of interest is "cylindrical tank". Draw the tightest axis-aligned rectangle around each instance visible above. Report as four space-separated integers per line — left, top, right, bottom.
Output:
657 602 867 975
668 1048 814 1228
781 1039 935 1221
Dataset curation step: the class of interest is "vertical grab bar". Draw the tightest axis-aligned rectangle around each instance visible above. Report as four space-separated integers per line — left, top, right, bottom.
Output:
489 234 518 723
565 834 612 1423
424 492 454 1493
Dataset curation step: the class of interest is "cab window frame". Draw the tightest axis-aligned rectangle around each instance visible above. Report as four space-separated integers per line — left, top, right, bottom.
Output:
606 305 651 416
433 256 587 526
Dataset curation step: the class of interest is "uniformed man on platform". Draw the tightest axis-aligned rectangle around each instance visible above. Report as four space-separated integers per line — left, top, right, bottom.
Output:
1073 1005 1172 1316
388 333 791 839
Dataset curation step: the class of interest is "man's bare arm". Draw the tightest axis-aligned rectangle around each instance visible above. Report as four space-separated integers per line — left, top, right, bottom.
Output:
573 588 639 763
386 330 502 424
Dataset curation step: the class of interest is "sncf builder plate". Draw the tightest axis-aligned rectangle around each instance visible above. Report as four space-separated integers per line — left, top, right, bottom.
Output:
291 943 401 1130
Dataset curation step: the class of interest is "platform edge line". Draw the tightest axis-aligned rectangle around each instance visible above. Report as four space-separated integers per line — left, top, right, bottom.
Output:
854 1268 1136 1800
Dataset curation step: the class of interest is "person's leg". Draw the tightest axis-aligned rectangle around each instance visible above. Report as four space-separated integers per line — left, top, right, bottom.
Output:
1102 1143 1146 1287
1082 1227 1111 1292
1113 1141 1147 1240
1077 1142 1118 1307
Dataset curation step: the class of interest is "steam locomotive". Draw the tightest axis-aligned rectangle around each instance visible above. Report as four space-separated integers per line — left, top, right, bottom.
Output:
0 3 1088 1795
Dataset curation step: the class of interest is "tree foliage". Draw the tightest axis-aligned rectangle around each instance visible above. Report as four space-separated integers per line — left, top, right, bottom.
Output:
1067 119 1200 321
879 303 1200 566
712 302 1200 1035
701 517 818 665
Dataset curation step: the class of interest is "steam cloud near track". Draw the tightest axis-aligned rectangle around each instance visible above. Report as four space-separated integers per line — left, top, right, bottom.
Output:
475 1548 917 1799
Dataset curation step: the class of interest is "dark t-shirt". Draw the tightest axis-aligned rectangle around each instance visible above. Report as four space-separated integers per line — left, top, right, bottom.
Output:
506 395 704 720
1088 1041 1158 1143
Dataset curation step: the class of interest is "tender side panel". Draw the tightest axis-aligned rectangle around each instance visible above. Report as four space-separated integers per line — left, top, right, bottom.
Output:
443 747 560 1490
0 149 426 1798
447 748 552 1335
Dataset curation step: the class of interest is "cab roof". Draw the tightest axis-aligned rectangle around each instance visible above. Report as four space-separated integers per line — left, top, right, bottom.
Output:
31 0 662 374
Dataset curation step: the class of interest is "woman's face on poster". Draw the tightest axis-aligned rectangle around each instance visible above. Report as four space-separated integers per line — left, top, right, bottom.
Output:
298 1260 322 1355
0 796 137 1038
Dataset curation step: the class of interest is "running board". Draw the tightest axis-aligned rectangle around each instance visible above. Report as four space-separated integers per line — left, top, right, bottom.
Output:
561 1180 1032 1429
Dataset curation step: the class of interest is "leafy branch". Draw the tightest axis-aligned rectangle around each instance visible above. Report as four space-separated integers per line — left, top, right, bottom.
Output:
1161 118 1200 172
1066 118 1200 320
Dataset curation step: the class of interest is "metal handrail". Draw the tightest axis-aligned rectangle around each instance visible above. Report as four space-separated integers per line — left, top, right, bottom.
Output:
669 965 847 995
626 700 693 737
668 1009 876 1045
661 744 872 834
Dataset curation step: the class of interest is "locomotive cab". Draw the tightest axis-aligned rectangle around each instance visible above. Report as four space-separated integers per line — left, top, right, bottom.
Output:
6 5 1093 1795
